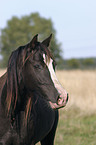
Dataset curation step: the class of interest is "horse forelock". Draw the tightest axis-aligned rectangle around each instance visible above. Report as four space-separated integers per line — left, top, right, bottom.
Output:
41 43 53 61
23 42 53 66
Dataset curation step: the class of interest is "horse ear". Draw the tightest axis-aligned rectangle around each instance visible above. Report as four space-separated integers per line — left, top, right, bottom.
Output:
29 34 38 48
42 34 52 47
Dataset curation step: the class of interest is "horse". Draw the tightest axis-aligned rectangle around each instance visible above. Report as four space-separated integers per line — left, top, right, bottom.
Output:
0 34 68 145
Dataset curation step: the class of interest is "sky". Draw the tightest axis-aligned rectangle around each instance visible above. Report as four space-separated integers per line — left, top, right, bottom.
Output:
0 0 96 59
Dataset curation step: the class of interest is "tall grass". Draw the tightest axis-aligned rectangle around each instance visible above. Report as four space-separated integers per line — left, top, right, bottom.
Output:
56 70 96 114
55 70 96 145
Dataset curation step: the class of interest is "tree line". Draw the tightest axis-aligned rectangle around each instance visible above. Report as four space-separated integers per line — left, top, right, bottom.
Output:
59 58 96 70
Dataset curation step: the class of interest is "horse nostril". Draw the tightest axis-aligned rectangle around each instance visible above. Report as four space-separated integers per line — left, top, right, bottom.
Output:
57 96 61 101
58 97 61 102
66 93 69 102
57 96 62 105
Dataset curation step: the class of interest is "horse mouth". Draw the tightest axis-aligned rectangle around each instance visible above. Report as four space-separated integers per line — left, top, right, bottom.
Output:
49 94 69 109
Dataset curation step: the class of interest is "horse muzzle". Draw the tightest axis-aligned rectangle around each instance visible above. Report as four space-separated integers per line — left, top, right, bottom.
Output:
49 93 69 109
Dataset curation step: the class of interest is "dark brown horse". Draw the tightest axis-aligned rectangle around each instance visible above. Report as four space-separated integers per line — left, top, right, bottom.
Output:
0 34 68 145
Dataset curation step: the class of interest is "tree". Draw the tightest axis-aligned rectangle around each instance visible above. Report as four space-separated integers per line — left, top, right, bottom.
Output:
82 58 94 66
67 59 80 69
1 13 62 67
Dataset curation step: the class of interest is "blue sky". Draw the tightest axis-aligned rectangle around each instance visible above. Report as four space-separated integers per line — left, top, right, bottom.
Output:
0 0 96 59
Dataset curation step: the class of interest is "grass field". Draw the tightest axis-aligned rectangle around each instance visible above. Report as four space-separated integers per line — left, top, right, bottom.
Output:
0 69 96 145
55 70 96 145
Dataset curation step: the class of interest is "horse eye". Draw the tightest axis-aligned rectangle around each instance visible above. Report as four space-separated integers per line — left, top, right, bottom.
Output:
34 64 42 69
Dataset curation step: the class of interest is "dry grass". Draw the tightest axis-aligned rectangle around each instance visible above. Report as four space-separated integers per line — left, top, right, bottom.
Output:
56 70 96 114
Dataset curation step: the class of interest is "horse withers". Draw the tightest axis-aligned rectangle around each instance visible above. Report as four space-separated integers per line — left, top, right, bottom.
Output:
0 34 68 145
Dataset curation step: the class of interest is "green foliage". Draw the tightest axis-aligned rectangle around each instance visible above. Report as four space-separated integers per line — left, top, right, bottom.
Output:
0 13 62 67
61 58 96 70
82 58 94 66
55 108 96 145
67 59 80 69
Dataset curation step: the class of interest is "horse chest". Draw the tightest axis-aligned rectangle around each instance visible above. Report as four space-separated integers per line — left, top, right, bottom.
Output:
31 98 56 143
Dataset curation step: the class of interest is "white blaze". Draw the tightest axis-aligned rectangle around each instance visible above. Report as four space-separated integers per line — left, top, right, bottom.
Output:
43 54 68 108
43 54 58 87
43 54 67 97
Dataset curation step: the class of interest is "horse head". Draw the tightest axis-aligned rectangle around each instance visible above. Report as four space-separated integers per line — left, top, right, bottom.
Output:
5 34 68 118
